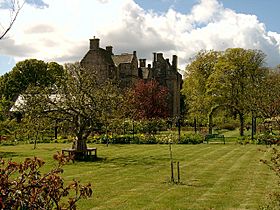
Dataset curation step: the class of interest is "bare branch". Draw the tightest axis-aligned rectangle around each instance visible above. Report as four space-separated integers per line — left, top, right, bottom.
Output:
0 0 25 40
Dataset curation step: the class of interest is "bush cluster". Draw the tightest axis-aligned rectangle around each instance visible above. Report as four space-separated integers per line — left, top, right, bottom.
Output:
0 153 92 209
236 134 280 145
256 134 280 145
87 133 204 145
260 148 280 210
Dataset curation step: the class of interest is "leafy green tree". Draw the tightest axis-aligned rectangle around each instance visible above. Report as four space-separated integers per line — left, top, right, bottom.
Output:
20 63 123 154
207 48 267 135
253 70 280 126
182 50 220 124
0 59 64 101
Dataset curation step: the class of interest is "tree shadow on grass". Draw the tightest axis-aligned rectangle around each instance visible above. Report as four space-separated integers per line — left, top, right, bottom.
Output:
97 155 170 166
0 151 19 158
73 156 107 163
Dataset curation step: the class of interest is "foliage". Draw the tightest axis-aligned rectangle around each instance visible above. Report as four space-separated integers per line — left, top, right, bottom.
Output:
180 133 204 144
260 148 280 210
253 70 280 127
136 119 167 134
0 119 14 134
21 63 124 152
89 132 203 145
0 153 92 209
256 134 280 145
0 59 64 101
206 48 267 136
219 121 239 131
182 48 267 136
182 50 220 121
126 80 169 119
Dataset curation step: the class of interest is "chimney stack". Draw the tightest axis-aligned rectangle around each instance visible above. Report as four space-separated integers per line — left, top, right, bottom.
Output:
139 59 146 67
153 52 157 62
172 55 178 70
90 37 100 50
157 53 163 61
106 46 113 54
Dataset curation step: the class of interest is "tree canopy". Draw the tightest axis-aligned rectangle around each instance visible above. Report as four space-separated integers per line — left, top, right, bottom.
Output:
182 50 220 123
125 79 169 120
0 59 64 101
182 48 267 135
20 63 124 151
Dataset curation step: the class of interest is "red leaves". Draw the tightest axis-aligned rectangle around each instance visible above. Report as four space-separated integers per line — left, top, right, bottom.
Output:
127 80 169 119
0 153 92 209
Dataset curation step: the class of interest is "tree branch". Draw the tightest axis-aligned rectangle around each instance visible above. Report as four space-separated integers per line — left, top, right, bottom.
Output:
0 0 25 40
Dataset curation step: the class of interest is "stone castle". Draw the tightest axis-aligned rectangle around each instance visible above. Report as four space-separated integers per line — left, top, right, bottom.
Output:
80 37 182 118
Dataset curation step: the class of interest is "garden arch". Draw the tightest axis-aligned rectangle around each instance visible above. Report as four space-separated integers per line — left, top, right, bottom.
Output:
208 104 242 135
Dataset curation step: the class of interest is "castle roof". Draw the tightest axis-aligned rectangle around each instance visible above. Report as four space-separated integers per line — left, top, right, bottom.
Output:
112 54 134 66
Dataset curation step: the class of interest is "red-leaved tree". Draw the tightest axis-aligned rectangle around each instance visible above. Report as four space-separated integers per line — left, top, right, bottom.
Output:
126 80 169 120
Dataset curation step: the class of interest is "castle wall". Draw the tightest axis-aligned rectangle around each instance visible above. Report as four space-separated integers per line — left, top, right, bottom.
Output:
80 39 117 82
80 38 182 118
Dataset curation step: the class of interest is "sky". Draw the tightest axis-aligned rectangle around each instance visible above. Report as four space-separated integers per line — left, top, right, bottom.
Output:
1 0 280 75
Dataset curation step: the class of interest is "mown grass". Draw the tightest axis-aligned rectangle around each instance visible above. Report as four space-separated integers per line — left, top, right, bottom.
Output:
0 143 278 210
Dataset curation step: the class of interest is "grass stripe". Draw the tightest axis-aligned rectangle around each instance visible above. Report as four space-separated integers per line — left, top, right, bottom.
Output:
0 143 277 210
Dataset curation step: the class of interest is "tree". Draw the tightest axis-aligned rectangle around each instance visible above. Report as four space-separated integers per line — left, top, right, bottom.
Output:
0 59 64 101
182 50 220 125
21 63 123 154
0 0 25 39
207 48 267 136
1 0 49 39
253 70 280 126
126 79 169 120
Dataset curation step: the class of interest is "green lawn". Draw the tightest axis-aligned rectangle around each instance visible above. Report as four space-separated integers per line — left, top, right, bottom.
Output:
0 143 278 210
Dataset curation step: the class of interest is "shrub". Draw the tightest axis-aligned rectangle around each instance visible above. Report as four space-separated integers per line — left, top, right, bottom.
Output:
111 135 137 144
140 134 157 144
137 120 167 134
91 132 205 145
260 148 280 209
180 133 204 144
219 122 239 131
236 136 256 145
0 153 92 209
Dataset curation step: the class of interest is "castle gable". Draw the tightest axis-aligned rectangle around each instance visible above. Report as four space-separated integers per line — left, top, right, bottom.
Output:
112 54 134 66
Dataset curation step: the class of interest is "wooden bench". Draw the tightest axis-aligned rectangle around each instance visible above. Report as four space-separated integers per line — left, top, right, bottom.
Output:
62 147 97 161
205 134 225 144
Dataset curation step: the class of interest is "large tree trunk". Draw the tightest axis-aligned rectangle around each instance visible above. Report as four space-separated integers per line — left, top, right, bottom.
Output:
72 136 88 160
72 137 87 151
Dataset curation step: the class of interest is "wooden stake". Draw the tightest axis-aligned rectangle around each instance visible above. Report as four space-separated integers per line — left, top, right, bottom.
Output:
171 161 174 183
177 161 180 184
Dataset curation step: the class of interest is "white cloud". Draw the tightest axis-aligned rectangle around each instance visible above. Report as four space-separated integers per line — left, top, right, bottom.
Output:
189 0 223 24
98 0 280 68
96 0 109 3
1 0 280 73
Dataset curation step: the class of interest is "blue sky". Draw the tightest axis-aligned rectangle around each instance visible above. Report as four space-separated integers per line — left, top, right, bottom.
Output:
1 0 280 75
136 0 280 32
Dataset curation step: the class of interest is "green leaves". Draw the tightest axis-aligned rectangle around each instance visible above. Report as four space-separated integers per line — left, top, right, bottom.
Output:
22 63 124 146
182 48 267 135
0 59 64 101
